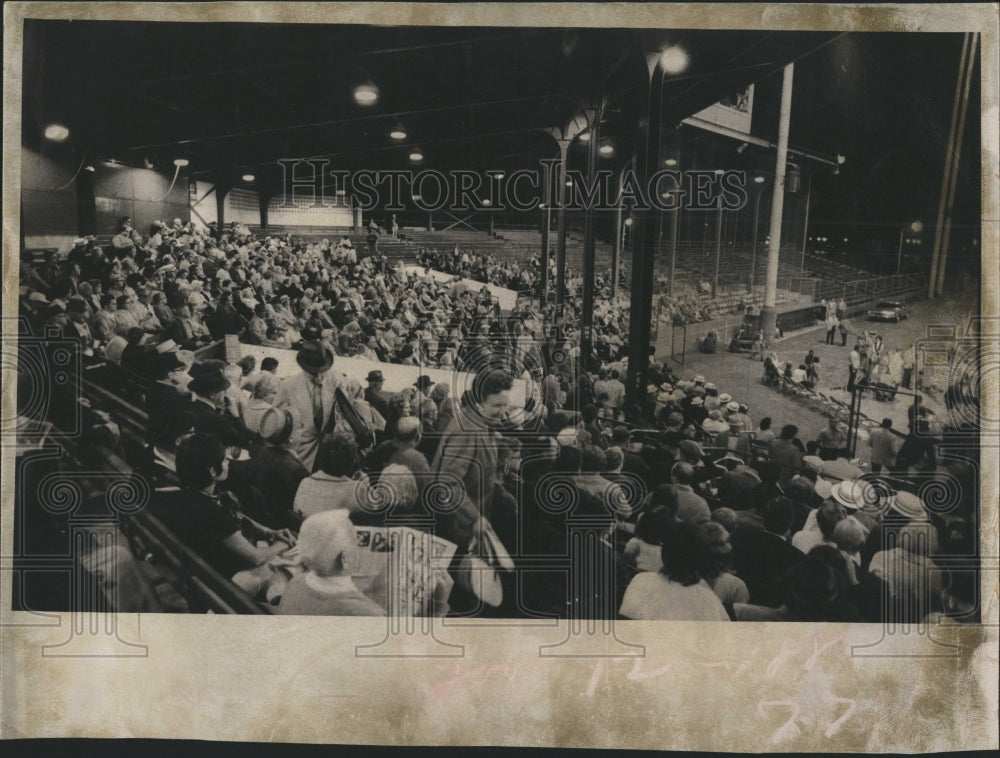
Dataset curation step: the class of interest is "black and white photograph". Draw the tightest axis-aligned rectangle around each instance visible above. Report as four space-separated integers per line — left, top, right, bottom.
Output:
2 2 997 752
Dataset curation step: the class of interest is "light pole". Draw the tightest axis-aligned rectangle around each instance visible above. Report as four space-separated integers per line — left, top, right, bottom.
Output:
760 62 794 351
611 158 634 298
713 189 724 299
626 47 687 408
748 175 767 293
799 171 812 276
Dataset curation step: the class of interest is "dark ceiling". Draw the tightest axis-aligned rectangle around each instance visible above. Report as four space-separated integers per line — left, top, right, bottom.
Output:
23 21 837 194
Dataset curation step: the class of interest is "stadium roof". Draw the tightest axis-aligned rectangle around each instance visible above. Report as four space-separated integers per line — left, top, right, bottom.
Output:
24 22 838 193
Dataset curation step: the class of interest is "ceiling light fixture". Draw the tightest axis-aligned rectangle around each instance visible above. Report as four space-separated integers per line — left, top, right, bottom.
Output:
409 150 424 162
353 83 380 106
664 158 678 167
389 129 407 140
44 124 69 142
242 174 255 182
599 144 614 157
173 158 189 167
659 45 690 75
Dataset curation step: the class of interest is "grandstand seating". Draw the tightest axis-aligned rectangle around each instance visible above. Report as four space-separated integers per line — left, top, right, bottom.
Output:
51 377 271 615
93 221 924 313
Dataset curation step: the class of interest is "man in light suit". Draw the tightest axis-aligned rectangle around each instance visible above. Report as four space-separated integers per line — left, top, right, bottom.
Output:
273 340 342 472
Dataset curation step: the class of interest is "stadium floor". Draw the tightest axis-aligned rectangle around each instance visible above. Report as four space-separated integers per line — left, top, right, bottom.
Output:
660 292 980 458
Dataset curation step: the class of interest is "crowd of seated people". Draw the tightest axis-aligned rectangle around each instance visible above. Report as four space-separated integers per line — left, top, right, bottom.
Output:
414 246 539 293
15 218 979 623
655 282 717 325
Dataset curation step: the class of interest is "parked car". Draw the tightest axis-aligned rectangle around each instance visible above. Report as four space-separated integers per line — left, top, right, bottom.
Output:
867 300 908 322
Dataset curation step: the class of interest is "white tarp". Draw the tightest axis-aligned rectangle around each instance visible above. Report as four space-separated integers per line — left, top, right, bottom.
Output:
402 265 520 312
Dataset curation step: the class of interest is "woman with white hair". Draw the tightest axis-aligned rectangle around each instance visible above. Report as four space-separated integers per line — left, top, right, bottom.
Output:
277 510 385 616
243 371 279 436
221 362 247 421
342 377 386 432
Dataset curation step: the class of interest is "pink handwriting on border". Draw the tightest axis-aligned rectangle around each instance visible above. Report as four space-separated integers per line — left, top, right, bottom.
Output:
427 660 520 701
584 630 849 698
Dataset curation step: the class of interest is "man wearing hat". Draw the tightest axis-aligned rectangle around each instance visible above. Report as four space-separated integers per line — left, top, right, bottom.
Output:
187 368 250 450
146 350 192 443
413 374 434 403
63 298 94 352
273 341 342 471
239 408 309 528
364 370 392 419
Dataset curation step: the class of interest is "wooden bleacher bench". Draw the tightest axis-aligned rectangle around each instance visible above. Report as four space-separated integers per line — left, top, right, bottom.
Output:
71 374 272 615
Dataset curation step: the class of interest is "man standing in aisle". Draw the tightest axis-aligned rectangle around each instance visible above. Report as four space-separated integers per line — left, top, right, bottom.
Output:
825 310 839 345
273 341 342 471
847 343 861 393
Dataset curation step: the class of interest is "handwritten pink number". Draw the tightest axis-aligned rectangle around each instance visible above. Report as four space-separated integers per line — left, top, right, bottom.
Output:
756 700 801 743
823 695 857 738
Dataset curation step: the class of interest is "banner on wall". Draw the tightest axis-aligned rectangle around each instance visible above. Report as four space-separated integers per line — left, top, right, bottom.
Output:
189 180 217 229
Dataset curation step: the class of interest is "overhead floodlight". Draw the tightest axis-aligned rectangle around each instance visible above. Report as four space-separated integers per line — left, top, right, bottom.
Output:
173 158 189 167
242 174 255 182
578 132 591 143
664 158 678 167
409 150 424 162
659 46 690 75
44 123 69 142
753 175 765 184
84 165 95 173
599 144 614 157
353 83 380 106
389 129 407 140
